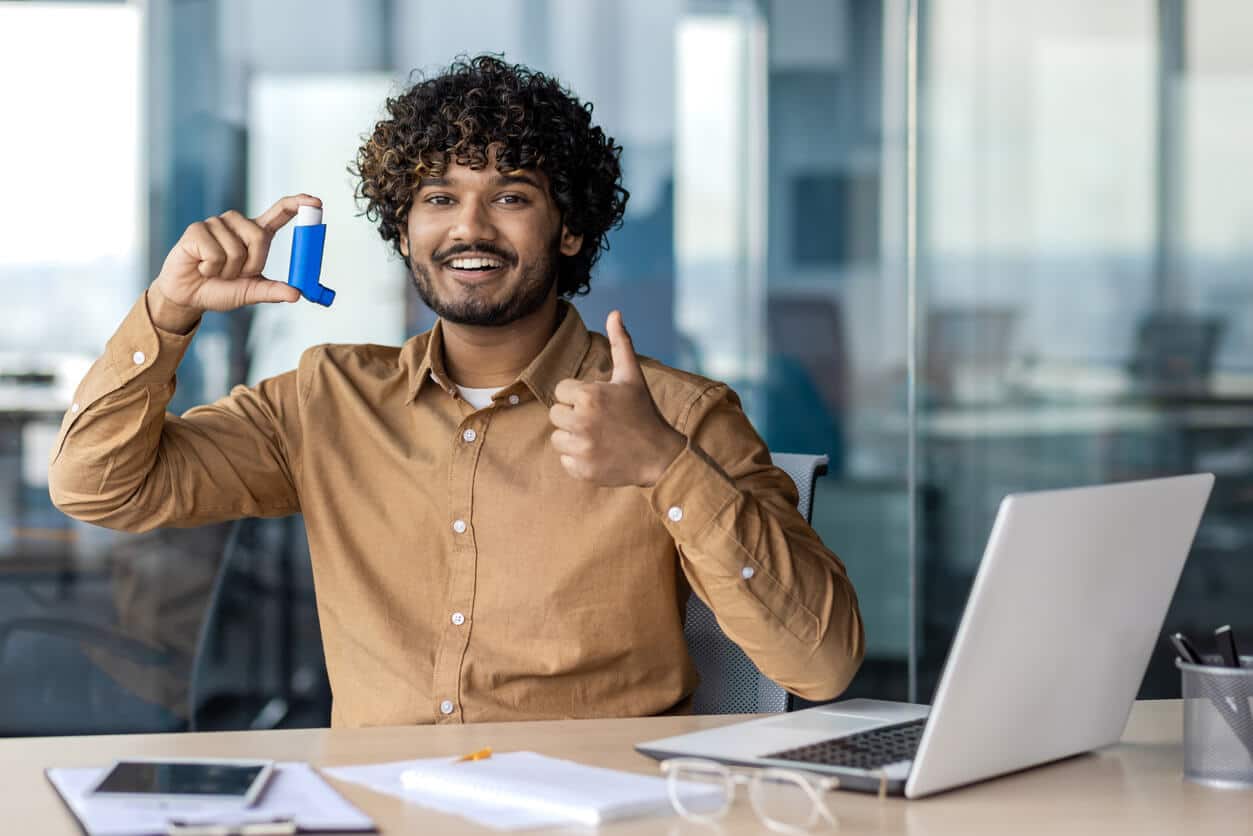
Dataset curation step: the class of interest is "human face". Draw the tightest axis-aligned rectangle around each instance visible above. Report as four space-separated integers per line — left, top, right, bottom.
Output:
399 154 583 327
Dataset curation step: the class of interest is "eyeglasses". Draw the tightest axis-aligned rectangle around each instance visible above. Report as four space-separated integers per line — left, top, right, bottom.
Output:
660 758 841 833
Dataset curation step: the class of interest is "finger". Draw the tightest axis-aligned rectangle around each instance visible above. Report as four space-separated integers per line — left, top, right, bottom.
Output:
238 277 301 305
185 222 227 279
607 310 643 384
254 193 322 235
554 377 589 407
559 454 592 481
217 210 269 276
550 429 590 456
203 216 247 280
548 402 582 431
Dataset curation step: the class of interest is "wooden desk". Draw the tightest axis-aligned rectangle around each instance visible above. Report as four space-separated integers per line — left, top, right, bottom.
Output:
1 700 1246 835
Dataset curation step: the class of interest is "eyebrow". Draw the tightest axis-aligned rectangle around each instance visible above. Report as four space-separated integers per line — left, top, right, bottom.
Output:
417 172 543 190
492 172 543 190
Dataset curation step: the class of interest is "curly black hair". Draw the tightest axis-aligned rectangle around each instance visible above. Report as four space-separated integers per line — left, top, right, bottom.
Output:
351 55 629 298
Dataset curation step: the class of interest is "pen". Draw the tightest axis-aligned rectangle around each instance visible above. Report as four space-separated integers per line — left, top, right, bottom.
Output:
1168 632 1203 665
1213 625 1253 733
455 746 493 763
1215 625 1243 669
166 819 297 836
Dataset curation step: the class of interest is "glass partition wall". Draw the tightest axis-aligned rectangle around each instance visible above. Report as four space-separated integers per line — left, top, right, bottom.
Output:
913 0 1253 700
0 0 1248 733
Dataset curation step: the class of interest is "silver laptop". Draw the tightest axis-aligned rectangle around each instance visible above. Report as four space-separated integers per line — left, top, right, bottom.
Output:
637 474 1214 798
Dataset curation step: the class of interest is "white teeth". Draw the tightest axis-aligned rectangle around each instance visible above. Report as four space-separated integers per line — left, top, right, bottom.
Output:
449 257 503 270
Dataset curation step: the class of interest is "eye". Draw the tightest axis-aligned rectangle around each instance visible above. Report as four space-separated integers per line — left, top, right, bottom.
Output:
424 194 454 206
496 194 528 205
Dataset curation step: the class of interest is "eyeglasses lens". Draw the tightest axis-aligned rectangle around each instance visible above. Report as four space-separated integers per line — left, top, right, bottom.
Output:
751 772 822 832
668 762 733 820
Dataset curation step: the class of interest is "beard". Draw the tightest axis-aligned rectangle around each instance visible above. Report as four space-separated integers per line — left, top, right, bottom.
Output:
409 232 560 327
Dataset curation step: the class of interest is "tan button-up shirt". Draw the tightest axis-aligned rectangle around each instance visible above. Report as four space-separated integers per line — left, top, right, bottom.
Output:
49 294 864 727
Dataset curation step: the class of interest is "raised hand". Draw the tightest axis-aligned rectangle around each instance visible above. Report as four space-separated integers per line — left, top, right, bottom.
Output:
147 194 319 332
549 311 686 486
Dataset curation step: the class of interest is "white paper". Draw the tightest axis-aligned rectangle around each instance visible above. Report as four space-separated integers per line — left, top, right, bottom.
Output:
45 762 375 836
325 751 723 831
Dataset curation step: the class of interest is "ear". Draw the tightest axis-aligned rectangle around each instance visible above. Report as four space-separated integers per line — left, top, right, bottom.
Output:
398 228 409 258
559 225 583 258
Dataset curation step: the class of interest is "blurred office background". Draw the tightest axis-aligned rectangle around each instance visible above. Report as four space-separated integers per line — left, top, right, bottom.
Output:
0 0 1250 734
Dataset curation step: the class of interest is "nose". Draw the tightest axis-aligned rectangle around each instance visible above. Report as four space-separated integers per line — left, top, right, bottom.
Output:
449 196 497 243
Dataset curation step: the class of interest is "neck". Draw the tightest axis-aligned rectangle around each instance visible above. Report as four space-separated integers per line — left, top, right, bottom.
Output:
440 293 562 389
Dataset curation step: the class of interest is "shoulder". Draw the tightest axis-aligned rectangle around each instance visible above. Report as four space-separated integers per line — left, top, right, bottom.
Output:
294 341 407 401
298 341 403 372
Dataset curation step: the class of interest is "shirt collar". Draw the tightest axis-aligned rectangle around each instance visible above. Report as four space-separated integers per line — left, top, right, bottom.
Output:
403 300 592 407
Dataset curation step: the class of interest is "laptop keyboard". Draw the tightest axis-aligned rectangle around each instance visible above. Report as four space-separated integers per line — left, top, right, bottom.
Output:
763 718 926 771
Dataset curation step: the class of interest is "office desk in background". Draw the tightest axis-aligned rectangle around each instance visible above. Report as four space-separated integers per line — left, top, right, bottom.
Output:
0 700 1245 835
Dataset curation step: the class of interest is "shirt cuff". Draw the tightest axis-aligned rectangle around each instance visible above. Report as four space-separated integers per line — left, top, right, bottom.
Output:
105 290 200 388
643 439 740 547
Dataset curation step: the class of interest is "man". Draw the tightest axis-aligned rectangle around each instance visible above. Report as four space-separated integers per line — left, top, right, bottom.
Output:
49 56 863 727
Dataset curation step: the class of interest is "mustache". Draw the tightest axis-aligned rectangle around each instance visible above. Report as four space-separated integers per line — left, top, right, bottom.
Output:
430 242 517 265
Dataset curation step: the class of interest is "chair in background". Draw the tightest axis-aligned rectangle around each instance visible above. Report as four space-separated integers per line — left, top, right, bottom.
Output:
0 516 329 735
0 615 185 736
188 515 330 731
0 520 233 736
923 306 1019 405
685 452 829 714
765 294 850 475
1126 312 1225 396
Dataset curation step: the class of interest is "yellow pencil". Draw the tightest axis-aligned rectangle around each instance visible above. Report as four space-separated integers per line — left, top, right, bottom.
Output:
455 746 493 763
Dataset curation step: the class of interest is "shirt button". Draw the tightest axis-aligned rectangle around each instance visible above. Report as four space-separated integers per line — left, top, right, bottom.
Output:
440 700 455 715
452 519 467 534
508 394 520 406
451 612 465 626
70 402 80 414
668 506 684 523
462 428 477 443
741 566 756 580
132 351 146 365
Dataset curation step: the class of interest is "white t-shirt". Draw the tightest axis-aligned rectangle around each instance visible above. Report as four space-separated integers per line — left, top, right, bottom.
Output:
455 384 502 410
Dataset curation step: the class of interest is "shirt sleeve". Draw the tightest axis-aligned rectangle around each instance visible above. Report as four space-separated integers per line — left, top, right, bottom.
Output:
641 383 865 701
48 292 303 532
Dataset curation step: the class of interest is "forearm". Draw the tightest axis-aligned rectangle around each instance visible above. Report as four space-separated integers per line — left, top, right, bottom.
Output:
647 441 865 699
49 292 197 530
49 292 301 531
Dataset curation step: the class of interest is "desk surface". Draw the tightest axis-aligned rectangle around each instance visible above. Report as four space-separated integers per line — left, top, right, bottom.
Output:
2 700 1247 835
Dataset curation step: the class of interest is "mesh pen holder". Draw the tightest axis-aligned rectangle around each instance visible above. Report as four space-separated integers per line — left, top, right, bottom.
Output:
1178 655 1253 788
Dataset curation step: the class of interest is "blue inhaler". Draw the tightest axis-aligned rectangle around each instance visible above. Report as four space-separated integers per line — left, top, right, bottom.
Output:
287 205 336 306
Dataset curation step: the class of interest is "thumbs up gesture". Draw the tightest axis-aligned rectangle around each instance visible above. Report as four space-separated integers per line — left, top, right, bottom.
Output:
550 311 686 486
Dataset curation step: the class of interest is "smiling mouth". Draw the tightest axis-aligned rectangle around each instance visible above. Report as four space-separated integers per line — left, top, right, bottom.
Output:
444 255 508 278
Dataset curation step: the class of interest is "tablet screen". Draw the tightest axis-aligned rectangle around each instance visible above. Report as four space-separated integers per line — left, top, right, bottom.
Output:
94 762 265 797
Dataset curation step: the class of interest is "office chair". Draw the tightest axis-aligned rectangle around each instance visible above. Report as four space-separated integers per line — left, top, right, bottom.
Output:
685 452 829 714
188 515 330 731
766 295 850 420
923 306 1019 405
765 294 849 474
0 517 326 735
1126 312 1224 395
0 523 230 736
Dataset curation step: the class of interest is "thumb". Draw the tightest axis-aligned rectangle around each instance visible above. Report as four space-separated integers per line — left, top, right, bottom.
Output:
239 276 301 306
607 310 643 384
